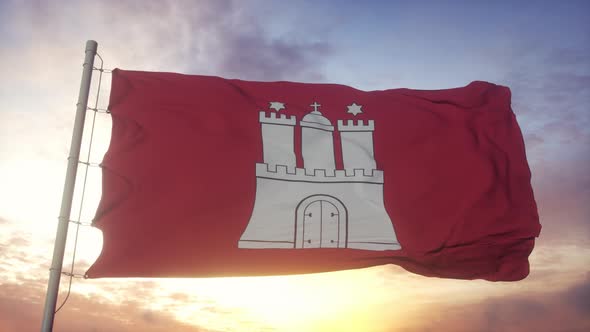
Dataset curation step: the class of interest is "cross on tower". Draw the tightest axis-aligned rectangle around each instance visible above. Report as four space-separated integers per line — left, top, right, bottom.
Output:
310 102 321 113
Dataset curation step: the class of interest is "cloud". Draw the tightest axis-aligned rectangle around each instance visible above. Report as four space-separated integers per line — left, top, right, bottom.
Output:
0 0 333 81
0 233 34 263
528 161 590 243
522 132 545 150
506 46 590 124
399 276 590 332
0 282 214 332
544 47 590 67
6 235 29 247
493 39 590 244
217 31 332 81
565 275 590 314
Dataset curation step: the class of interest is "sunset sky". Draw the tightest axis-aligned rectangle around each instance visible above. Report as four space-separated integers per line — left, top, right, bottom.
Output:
1 0 589 331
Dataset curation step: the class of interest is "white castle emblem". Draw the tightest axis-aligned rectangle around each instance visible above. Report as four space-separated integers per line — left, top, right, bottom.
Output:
238 102 401 251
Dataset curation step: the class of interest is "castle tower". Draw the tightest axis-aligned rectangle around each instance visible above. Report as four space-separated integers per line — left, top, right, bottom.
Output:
300 102 335 171
337 119 377 170
259 111 297 168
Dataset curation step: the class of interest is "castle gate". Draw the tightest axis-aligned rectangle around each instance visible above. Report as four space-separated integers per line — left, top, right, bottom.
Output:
295 195 348 248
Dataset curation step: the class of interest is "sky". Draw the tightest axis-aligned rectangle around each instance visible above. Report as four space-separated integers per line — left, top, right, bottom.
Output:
0 0 589 331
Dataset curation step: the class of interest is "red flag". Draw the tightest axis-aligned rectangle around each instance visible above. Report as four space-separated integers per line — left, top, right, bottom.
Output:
87 69 540 281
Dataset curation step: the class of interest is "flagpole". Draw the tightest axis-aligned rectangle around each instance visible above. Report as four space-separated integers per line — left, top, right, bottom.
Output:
40 40 98 332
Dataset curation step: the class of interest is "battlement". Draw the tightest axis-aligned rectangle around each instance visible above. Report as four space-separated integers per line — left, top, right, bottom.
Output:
259 111 297 125
337 119 375 132
256 163 384 184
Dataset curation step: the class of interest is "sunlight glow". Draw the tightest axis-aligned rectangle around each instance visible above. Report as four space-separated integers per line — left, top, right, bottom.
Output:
150 270 408 332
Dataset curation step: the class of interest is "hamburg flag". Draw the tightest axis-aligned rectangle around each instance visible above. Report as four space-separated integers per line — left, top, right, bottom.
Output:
86 69 540 281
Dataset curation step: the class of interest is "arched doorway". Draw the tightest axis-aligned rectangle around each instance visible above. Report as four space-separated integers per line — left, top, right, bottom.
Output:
295 195 348 248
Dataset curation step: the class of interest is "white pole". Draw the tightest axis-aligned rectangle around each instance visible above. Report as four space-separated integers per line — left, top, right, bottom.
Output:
40 40 98 332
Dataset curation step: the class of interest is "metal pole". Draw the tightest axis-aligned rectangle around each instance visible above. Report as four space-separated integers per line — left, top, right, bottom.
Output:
40 40 98 332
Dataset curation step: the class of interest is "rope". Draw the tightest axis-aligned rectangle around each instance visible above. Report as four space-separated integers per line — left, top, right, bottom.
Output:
92 53 113 73
87 107 110 114
55 51 108 313
77 161 101 167
69 219 93 227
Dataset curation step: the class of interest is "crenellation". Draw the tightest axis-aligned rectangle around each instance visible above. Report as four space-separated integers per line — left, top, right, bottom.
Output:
258 163 274 173
335 169 346 177
315 169 336 177
373 169 384 181
259 111 297 125
337 119 375 132
322 169 336 177
275 164 287 173
276 164 296 174
356 169 373 177
255 163 384 184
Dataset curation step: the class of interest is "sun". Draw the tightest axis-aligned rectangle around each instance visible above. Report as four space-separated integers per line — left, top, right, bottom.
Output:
144 268 407 332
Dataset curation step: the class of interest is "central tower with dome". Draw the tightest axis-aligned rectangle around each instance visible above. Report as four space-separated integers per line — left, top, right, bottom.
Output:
300 102 336 170
239 102 401 251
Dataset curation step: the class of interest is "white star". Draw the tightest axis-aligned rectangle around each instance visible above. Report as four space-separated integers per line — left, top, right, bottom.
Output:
346 102 363 116
269 101 285 112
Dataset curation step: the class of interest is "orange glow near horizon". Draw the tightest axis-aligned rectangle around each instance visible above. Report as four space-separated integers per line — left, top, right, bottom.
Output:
146 270 410 332
70 243 589 332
